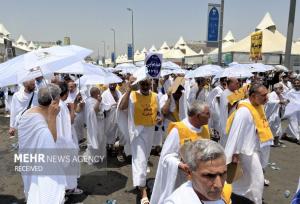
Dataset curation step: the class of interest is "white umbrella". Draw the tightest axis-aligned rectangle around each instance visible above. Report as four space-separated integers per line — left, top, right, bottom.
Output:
76 72 122 86
161 69 186 77
115 63 137 74
135 61 145 67
274 65 289 72
248 63 274 73
56 61 106 75
216 64 253 79
185 64 223 79
0 45 92 87
162 61 181 70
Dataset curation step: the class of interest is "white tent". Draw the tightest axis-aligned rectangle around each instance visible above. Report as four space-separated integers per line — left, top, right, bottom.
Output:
159 41 170 54
199 49 204 55
209 30 235 55
0 23 10 38
220 13 300 56
28 41 36 50
163 48 184 59
16 35 28 46
149 45 157 52
174 36 198 57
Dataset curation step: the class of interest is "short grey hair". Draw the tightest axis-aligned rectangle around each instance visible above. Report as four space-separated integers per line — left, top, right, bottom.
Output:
38 83 61 106
182 139 225 172
187 101 209 117
273 83 283 89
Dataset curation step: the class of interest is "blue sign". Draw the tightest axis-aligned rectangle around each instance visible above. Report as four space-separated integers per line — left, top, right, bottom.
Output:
207 5 220 42
111 52 115 63
146 54 162 78
127 44 133 60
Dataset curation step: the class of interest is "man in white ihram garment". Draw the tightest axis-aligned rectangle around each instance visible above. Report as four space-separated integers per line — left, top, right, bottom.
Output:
265 83 288 146
164 139 227 204
283 78 300 144
160 77 187 128
207 78 227 138
56 82 82 195
187 77 208 104
9 79 38 137
119 76 161 204
84 86 106 164
225 83 273 204
101 83 124 161
18 84 66 204
151 102 210 204
219 77 240 147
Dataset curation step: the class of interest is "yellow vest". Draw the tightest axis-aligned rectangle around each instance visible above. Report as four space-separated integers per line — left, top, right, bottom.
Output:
222 183 232 204
132 91 158 126
167 121 210 145
226 101 273 143
227 84 250 106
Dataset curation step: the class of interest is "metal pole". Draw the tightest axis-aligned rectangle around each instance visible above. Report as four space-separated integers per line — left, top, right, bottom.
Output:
102 41 106 66
284 0 296 71
217 0 224 66
127 8 135 64
111 28 116 66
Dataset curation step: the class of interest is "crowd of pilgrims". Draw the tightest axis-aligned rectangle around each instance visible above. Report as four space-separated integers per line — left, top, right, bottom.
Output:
2 67 300 204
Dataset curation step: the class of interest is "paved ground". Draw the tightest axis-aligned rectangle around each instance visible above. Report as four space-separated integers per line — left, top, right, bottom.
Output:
0 115 299 204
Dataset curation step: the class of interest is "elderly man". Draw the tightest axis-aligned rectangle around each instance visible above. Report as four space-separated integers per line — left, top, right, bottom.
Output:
9 79 38 136
119 78 160 204
265 83 288 146
283 78 300 144
101 83 124 161
84 87 106 164
66 80 79 103
56 82 82 195
151 102 210 204
225 83 273 204
18 84 66 204
164 139 228 204
219 77 240 147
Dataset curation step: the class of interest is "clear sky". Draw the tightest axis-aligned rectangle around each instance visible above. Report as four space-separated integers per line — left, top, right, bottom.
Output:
1 0 299 57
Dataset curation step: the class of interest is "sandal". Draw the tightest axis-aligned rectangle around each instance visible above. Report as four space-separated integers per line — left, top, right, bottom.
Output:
141 197 150 204
66 188 83 195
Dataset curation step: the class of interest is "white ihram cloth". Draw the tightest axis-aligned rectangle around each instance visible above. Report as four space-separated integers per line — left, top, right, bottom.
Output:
159 92 187 132
127 91 159 187
116 94 131 156
187 86 208 104
102 89 122 145
207 86 224 134
56 100 79 189
18 112 66 204
10 90 38 128
151 118 202 204
219 89 234 147
283 89 300 140
280 81 292 95
84 97 106 162
164 181 225 204
225 100 273 204
4 85 18 112
153 92 165 146
66 89 79 103
265 91 282 137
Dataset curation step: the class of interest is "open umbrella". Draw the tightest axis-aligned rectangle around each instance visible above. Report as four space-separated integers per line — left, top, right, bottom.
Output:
115 63 137 74
185 64 223 79
216 64 253 79
161 61 181 70
274 65 288 72
0 45 92 87
76 72 122 86
56 61 107 75
248 63 274 73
